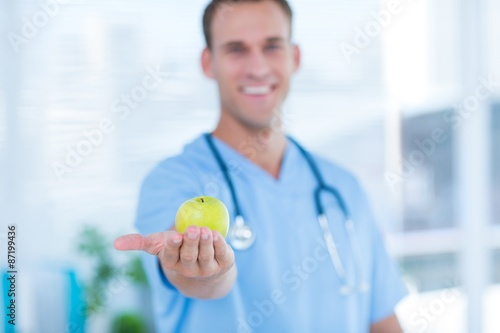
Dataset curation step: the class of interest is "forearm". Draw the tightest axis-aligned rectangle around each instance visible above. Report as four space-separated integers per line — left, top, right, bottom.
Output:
161 262 237 299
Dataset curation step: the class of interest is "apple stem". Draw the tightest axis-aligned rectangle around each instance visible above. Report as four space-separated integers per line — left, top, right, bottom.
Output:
201 198 204 203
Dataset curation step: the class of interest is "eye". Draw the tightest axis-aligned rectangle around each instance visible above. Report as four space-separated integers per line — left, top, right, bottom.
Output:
228 46 244 53
266 44 281 51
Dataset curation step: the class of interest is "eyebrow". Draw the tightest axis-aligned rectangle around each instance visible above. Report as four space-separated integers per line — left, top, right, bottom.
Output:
220 36 287 50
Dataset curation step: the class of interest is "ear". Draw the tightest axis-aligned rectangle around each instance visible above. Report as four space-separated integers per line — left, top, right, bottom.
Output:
201 47 215 79
292 44 301 73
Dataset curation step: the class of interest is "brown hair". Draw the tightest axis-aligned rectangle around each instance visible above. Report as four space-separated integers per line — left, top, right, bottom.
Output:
202 0 293 49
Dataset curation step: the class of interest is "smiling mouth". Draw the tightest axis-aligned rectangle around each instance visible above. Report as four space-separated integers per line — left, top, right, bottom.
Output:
240 85 276 96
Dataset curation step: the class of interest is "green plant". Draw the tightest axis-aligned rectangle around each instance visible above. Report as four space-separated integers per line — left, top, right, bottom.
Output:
125 256 148 286
110 312 147 333
76 225 148 317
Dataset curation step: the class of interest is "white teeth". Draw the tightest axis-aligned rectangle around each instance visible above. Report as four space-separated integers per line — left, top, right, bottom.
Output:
242 86 272 95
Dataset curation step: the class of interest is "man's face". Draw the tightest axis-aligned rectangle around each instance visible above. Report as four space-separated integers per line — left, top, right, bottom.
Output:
202 1 300 130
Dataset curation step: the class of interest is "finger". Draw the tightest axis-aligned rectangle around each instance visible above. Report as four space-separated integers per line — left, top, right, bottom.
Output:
114 234 160 253
213 230 233 267
179 226 200 275
198 227 216 273
159 232 184 269
114 232 174 256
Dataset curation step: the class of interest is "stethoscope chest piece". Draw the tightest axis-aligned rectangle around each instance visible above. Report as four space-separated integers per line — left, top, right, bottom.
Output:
228 215 255 251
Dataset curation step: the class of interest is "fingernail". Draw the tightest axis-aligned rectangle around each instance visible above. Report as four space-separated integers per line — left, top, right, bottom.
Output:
201 232 208 240
187 231 198 240
172 236 181 244
213 234 219 241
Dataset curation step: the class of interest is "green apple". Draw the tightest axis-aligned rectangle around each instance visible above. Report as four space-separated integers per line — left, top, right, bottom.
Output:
175 196 229 237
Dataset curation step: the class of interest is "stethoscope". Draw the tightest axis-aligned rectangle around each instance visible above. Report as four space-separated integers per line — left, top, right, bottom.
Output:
204 133 370 295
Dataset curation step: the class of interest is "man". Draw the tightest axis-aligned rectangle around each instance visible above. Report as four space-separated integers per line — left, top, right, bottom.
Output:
114 0 407 332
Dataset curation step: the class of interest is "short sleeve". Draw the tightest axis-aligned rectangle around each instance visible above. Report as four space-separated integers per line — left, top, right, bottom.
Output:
134 158 202 234
351 179 408 324
317 158 408 325
368 224 408 323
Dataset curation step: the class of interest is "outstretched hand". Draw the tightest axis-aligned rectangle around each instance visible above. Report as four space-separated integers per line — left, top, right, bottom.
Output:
114 226 235 280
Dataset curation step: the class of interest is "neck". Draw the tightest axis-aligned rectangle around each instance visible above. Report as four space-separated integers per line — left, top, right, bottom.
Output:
212 112 287 179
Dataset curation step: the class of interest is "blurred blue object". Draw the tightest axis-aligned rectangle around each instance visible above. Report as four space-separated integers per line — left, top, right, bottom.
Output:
1 267 86 333
66 269 86 333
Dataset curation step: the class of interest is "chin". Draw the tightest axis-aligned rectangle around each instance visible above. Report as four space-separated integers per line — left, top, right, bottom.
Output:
242 108 281 127
234 113 275 131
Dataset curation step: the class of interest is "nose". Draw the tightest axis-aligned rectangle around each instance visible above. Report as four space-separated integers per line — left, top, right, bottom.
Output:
243 50 271 80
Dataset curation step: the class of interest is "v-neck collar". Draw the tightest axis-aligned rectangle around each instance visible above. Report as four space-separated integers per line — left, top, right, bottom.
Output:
206 134 298 190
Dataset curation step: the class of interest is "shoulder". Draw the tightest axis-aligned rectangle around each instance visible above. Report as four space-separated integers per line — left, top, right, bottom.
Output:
308 151 380 235
310 152 364 196
142 135 210 189
135 136 209 233
304 148 376 223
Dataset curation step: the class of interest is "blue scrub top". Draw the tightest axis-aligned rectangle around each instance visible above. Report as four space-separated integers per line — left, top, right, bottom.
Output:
135 134 407 333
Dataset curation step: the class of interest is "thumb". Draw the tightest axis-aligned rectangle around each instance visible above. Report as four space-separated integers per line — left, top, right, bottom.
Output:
114 233 167 255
